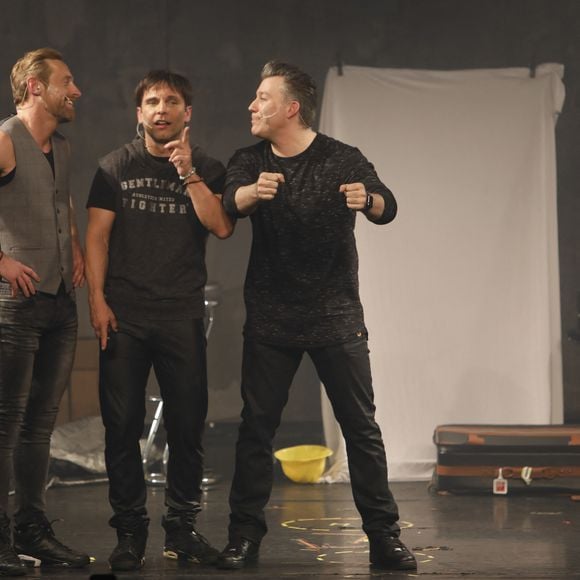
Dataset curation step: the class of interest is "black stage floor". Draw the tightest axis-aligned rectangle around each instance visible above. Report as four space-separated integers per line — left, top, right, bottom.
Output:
30 478 580 579
27 422 580 579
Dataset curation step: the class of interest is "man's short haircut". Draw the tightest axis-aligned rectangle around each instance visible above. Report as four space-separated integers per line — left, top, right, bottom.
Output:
11 47 63 106
261 61 317 128
134 70 193 108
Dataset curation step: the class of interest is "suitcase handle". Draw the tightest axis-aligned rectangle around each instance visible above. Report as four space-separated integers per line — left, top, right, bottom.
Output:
437 465 580 479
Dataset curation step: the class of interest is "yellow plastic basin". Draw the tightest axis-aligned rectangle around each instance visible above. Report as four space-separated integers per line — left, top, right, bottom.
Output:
274 445 333 483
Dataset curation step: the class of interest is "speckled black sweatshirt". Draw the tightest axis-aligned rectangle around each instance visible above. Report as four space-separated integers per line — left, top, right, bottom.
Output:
223 133 397 347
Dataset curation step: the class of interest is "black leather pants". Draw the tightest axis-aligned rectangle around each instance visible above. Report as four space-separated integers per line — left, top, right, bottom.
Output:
0 286 77 523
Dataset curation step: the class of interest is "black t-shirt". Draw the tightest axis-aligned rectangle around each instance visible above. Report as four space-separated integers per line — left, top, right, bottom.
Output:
223 133 397 347
87 138 225 320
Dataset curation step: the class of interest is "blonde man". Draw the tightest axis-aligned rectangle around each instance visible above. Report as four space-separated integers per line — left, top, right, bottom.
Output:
0 48 89 575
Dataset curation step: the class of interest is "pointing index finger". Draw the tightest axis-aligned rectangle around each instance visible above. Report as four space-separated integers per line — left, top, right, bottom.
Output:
181 126 190 143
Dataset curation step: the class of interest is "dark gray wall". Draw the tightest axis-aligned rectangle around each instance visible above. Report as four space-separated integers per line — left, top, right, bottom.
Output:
1 0 579 422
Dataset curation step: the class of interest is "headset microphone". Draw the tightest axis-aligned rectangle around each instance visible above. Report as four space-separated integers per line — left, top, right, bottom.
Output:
258 108 279 120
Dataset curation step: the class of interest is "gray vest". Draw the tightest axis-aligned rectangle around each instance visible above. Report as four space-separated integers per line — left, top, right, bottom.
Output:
0 115 73 294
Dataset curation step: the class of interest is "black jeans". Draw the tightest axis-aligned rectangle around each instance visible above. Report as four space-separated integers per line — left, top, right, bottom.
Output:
0 285 77 523
228 335 401 543
99 316 208 531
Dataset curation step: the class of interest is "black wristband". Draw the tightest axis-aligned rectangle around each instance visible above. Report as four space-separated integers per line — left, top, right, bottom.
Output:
183 177 204 187
362 193 374 212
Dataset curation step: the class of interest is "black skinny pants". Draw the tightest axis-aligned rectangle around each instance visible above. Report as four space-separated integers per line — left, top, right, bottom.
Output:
228 335 401 543
99 317 207 531
0 284 77 523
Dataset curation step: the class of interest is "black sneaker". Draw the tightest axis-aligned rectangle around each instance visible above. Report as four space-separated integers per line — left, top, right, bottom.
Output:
163 528 219 564
13 516 90 569
109 528 148 572
0 514 25 576
368 535 417 571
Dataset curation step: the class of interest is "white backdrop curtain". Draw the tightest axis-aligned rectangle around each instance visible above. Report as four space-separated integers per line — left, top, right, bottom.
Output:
319 64 565 482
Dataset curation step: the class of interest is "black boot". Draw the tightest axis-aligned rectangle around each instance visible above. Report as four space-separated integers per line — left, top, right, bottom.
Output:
109 525 148 572
368 534 417 571
162 514 219 565
13 515 90 569
216 537 260 570
0 514 25 577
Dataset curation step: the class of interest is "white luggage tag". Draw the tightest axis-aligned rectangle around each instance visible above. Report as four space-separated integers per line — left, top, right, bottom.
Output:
493 467 508 495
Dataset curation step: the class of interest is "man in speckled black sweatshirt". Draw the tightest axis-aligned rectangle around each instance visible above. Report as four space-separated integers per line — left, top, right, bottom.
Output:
217 61 417 573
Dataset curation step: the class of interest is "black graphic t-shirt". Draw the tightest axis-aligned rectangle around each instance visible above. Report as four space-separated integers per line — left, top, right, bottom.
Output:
87 138 225 320
223 133 397 347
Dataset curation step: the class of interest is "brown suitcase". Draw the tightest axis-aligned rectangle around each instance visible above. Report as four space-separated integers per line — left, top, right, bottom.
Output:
431 424 580 495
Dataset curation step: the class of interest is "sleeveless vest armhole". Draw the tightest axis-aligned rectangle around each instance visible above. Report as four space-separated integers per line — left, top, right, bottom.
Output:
0 167 16 186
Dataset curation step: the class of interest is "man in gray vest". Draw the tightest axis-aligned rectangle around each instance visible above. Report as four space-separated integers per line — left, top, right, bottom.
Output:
0 47 90 575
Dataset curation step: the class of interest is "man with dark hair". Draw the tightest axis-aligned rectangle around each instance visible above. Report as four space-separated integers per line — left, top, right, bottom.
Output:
217 61 417 572
85 69 232 572
0 47 89 575
134 70 193 109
